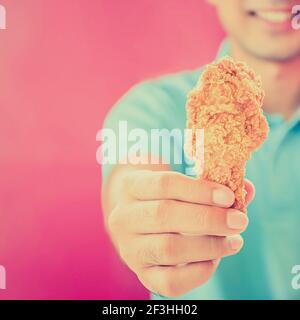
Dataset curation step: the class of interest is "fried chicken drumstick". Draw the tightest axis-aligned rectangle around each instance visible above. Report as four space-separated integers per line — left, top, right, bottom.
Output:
186 57 269 212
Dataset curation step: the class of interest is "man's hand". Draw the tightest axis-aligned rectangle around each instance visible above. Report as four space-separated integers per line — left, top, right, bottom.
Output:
104 168 254 297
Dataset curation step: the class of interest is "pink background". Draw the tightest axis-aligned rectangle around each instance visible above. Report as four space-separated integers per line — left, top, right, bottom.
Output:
0 0 224 299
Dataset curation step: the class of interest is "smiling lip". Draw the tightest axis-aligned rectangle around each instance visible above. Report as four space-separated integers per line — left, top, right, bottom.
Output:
247 7 296 31
255 10 291 23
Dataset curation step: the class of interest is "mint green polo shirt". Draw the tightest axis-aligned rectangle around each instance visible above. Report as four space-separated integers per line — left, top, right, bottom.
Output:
102 41 300 299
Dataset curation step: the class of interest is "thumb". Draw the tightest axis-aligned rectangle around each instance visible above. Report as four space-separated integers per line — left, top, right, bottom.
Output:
245 179 255 206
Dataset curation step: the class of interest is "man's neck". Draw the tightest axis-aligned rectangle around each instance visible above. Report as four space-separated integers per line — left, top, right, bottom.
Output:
229 40 300 119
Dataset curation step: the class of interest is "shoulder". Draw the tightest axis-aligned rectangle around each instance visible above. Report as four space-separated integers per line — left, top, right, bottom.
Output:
133 68 202 101
106 69 202 125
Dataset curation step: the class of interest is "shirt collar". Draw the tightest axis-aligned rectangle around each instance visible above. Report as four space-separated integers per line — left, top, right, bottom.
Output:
216 39 230 60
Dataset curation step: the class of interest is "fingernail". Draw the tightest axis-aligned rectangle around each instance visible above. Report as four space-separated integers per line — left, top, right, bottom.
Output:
227 235 244 251
227 209 248 230
213 188 233 206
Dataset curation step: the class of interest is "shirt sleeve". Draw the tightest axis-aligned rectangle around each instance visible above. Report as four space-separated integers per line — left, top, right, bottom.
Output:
99 79 187 184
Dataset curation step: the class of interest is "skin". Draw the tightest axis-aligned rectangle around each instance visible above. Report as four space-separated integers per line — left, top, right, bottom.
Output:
209 0 300 118
103 0 300 297
103 163 253 297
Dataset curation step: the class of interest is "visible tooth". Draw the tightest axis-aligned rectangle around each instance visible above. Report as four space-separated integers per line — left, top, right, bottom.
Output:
256 11 291 22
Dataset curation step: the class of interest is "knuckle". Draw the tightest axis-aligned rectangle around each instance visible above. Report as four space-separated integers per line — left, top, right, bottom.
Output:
137 203 151 221
123 172 139 196
195 206 211 230
119 247 132 266
138 244 160 266
160 271 180 297
107 212 119 231
120 171 133 190
137 274 154 293
138 271 168 296
159 235 176 261
140 235 177 266
120 172 129 189
155 200 171 226
107 208 122 232
157 173 171 196
200 262 216 284
119 248 141 273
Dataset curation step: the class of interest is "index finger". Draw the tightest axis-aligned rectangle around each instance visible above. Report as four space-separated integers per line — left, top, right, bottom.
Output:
125 170 235 207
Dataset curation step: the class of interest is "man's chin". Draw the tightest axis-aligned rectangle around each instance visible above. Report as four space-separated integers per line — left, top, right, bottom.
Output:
239 40 300 62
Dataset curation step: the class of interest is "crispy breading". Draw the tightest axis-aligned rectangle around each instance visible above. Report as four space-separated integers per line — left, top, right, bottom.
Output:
186 57 269 212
